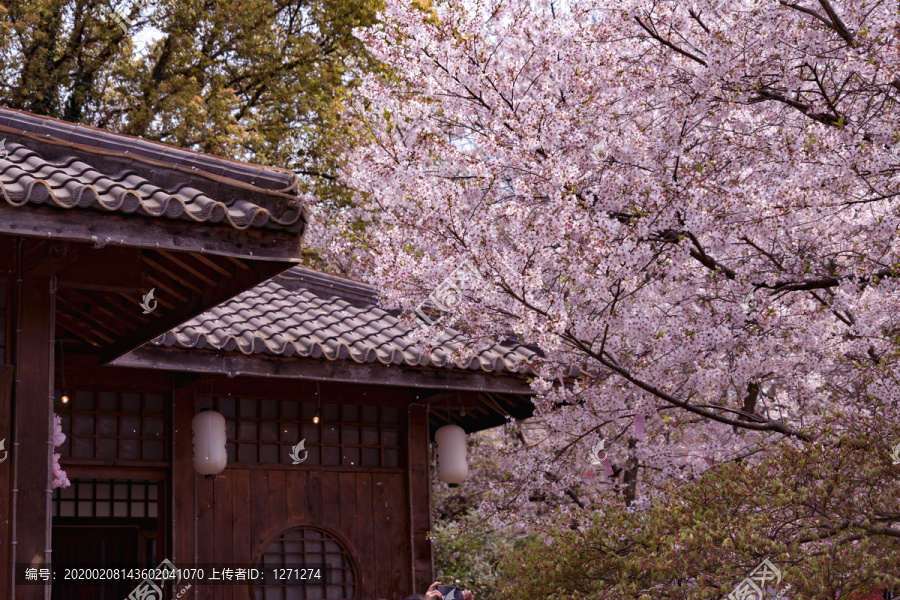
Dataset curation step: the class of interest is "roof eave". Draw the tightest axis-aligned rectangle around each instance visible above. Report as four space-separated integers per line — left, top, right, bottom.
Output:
112 346 536 395
0 203 303 261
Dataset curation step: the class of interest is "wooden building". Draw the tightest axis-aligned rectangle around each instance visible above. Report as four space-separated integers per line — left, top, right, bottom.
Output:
0 108 539 600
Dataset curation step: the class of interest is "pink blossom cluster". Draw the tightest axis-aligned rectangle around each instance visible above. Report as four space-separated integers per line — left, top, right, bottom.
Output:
329 0 900 521
52 413 70 489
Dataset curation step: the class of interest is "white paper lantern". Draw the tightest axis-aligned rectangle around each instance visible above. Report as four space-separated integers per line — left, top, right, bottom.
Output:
435 424 468 485
192 410 227 478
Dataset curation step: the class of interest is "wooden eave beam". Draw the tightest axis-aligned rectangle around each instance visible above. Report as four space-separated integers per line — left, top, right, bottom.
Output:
111 347 536 395
22 239 80 277
139 273 189 305
486 391 535 420
426 391 536 434
141 255 207 296
54 310 108 346
54 293 126 341
190 253 233 278
55 289 130 338
98 259 289 364
156 250 219 286
55 246 142 292
0 204 303 261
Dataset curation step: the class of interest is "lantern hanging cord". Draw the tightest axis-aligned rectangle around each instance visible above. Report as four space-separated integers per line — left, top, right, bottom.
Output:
315 382 321 423
59 340 65 392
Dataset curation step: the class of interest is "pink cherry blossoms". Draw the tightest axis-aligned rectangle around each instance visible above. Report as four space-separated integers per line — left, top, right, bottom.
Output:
329 0 900 520
52 413 70 490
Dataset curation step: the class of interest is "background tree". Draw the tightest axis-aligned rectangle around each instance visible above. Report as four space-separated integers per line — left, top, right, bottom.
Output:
0 0 380 265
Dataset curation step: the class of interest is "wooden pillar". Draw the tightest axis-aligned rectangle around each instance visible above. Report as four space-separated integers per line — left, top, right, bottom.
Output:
407 403 434 594
0 363 15 598
171 384 197 596
11 273 55 600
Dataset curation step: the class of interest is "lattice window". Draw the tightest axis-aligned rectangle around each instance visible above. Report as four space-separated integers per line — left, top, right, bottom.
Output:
254 527 356 600
53 479 159 519
199 397 402 468
54 390 168 460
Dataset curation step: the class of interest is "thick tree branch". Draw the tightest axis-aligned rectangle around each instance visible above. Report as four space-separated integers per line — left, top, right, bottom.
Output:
576 341 811 440
734 381 760 433
778 0 854 45
634 16 708 67
749 89 844 127
815 0 855 45
652 228 899 294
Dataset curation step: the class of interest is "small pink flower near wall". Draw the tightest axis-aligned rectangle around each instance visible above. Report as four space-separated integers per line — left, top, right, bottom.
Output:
52 413 70 489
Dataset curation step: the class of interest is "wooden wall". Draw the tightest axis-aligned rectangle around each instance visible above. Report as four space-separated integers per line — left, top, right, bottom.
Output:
171 378 433 600
0 231 440 599
407 405 433 589
1 239 61 600
39 357 434 600
186 468 411 600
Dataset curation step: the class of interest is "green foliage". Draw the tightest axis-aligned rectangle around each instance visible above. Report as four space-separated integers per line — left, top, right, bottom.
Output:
432 513 532 600
493 414 900 600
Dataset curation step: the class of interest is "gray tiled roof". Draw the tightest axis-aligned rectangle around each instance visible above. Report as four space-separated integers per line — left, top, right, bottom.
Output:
149 267 545 375
0 108 305 233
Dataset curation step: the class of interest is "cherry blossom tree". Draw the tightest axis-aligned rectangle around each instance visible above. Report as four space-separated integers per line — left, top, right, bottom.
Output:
331 0 900 549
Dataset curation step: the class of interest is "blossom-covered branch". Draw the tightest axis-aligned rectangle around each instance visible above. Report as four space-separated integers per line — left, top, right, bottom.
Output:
330 0 900 520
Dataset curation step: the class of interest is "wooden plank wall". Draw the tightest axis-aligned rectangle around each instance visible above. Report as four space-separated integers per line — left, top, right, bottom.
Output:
182 468 412 600
173 381 423 600
49 368 436 599
0 241 12 598
57 354 173 393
